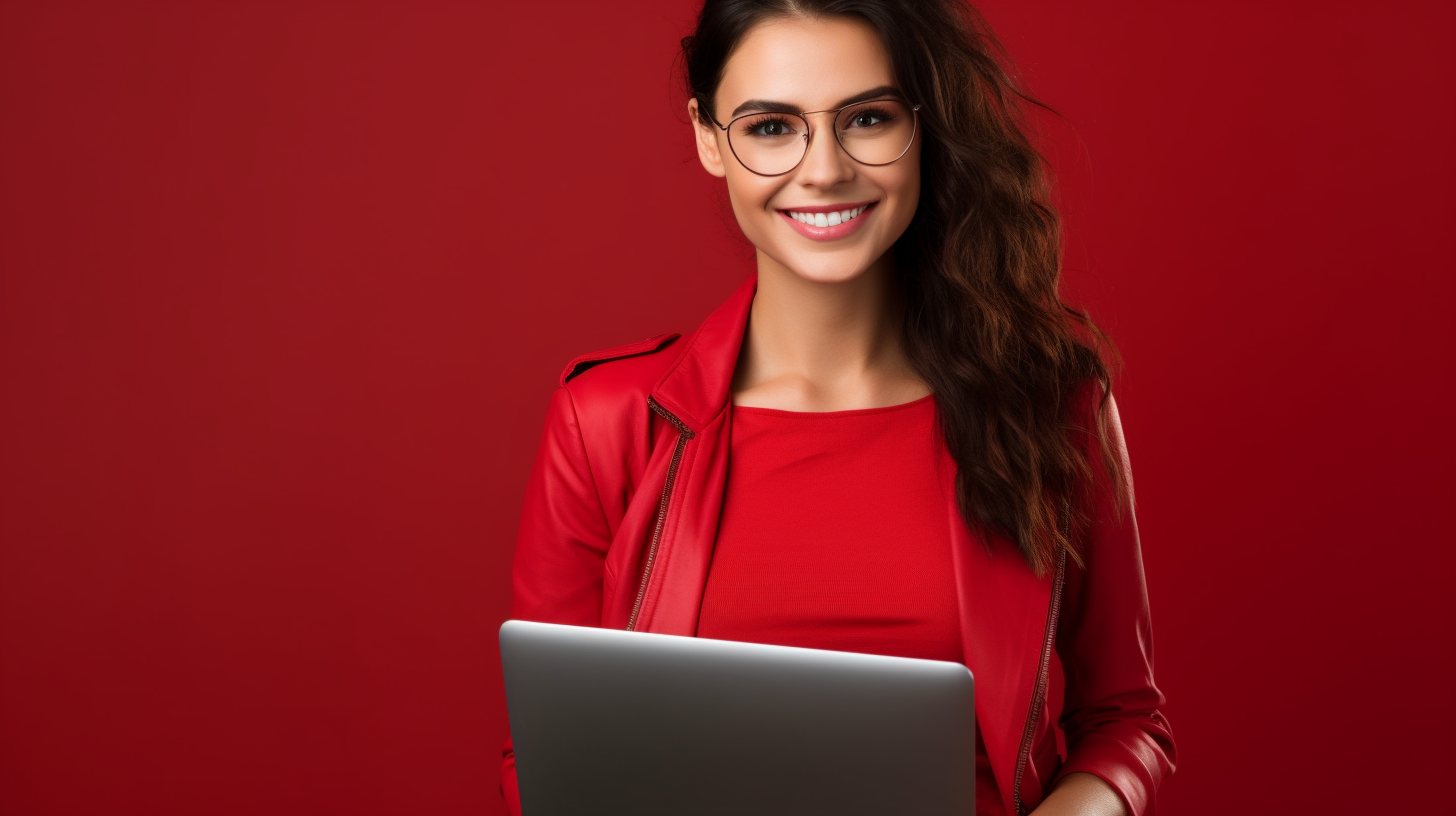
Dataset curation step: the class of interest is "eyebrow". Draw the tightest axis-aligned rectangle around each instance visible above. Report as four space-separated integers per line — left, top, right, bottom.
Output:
728 85 905 119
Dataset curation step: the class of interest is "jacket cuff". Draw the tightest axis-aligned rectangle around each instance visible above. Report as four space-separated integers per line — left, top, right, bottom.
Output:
501 744 521 816
1052 732 1159 816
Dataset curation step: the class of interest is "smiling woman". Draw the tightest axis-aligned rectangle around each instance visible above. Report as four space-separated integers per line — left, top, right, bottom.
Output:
504 1 1175 815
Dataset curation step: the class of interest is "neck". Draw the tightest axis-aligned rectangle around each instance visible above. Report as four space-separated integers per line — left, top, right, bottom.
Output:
732 248 928 411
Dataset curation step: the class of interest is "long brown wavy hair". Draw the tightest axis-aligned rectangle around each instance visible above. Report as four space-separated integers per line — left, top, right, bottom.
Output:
682 0 1124 576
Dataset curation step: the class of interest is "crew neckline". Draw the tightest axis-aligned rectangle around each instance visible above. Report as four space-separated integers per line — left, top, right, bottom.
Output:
730 392 935 419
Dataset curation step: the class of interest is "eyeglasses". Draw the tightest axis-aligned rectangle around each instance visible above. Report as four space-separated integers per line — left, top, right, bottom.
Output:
701 96 922 177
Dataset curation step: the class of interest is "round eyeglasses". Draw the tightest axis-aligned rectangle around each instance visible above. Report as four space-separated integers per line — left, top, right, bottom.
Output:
701 97 922 177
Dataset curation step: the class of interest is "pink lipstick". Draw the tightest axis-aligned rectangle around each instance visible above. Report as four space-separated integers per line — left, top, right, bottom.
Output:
777 200 878 242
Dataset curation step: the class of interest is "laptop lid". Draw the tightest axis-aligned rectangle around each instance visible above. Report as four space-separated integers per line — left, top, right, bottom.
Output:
500 619 976 815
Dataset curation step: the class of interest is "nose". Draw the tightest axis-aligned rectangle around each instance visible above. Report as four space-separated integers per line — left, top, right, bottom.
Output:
794 112 855 187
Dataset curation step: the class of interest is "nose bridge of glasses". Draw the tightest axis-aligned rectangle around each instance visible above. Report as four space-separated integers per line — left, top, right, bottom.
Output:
798 108 851 154
800 107 843 136
798 110 851 166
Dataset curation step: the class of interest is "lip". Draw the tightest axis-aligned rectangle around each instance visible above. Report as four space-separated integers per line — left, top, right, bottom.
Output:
777 201 879 242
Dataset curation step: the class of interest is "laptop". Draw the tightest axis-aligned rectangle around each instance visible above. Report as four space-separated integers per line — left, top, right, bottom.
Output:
499 619 976 815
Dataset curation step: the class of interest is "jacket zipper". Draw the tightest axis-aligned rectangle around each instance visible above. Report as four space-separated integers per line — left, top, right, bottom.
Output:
1012 545 1069 816
626 395 695 631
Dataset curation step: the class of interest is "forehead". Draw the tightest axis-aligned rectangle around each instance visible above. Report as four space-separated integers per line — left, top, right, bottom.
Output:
716 15 895 112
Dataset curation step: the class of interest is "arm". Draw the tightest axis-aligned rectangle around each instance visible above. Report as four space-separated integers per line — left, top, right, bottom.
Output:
1032 772 1129 816
1045 390 1177 816
501 386 615 815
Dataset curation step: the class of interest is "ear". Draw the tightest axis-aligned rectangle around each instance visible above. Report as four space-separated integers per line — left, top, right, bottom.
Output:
688 97 727 179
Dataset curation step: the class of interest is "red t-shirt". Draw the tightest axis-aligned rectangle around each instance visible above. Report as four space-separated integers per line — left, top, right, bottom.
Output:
696 394 1004 815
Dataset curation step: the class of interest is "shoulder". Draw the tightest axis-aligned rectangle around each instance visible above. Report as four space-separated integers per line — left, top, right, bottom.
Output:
557 331 682 413
1064 376 1133 512
558 331 681 388
1068 376 1111 418
543 333 683 490
1066 376 1122 442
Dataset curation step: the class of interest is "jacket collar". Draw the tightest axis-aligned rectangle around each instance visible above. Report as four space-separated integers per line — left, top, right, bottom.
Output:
649 273 758 433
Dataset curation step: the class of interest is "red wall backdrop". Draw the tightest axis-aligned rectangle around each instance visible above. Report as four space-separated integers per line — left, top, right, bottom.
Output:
1 2 1452 814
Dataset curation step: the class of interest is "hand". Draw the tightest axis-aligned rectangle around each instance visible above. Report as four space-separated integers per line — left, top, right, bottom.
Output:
1027 772 1129 816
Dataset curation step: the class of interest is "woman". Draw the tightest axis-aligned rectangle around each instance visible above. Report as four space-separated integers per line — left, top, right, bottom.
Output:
502 1 1176 814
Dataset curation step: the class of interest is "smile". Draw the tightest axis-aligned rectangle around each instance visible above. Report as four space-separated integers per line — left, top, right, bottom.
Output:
785 204 869 227
777 201 879 241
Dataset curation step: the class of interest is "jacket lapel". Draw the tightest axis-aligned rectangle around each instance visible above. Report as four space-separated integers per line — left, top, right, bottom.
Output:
632 274 757 634
937 441 1055 815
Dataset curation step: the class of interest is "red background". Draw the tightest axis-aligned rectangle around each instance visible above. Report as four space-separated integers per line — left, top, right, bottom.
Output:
2 2 1452 813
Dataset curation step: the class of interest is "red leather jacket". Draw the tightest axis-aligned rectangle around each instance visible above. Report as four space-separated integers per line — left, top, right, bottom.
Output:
502 274 1176 816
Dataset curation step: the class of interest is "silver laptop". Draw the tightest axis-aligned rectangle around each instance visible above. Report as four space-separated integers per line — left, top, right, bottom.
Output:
499 619 976 815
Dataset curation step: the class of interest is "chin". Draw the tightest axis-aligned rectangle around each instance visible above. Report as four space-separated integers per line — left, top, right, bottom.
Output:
765 246 878 285
788 263 867 285
799 251 891 285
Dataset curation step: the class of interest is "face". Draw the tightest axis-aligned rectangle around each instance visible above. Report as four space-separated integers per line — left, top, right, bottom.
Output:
690 15 921 285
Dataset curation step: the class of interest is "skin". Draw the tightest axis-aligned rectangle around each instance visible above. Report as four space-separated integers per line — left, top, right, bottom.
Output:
690 14 1129 816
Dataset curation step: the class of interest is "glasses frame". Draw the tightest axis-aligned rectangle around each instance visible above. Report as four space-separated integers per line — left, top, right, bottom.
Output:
700 96 923 177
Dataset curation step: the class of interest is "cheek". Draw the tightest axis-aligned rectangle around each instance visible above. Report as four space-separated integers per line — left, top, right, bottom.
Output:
870 167 919 222
723 173 781 231
891 162 922 224
893 154 922 198
900 173 921 223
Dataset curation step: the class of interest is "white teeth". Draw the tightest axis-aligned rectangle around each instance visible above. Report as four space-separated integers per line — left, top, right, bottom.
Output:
786 204 869 227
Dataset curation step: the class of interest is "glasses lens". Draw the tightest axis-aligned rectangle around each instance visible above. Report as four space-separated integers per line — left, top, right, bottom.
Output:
835 99 916 165
726 112 809 176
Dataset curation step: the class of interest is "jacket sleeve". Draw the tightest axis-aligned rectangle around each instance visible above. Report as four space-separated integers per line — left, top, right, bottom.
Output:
501 386 615 815
1051 390 1177 816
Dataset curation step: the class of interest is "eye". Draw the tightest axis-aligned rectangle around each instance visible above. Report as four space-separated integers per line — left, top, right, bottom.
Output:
845 107 895 129
738 114 801 139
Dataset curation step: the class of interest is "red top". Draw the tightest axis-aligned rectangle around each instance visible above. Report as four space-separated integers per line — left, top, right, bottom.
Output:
696 394 1004 815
